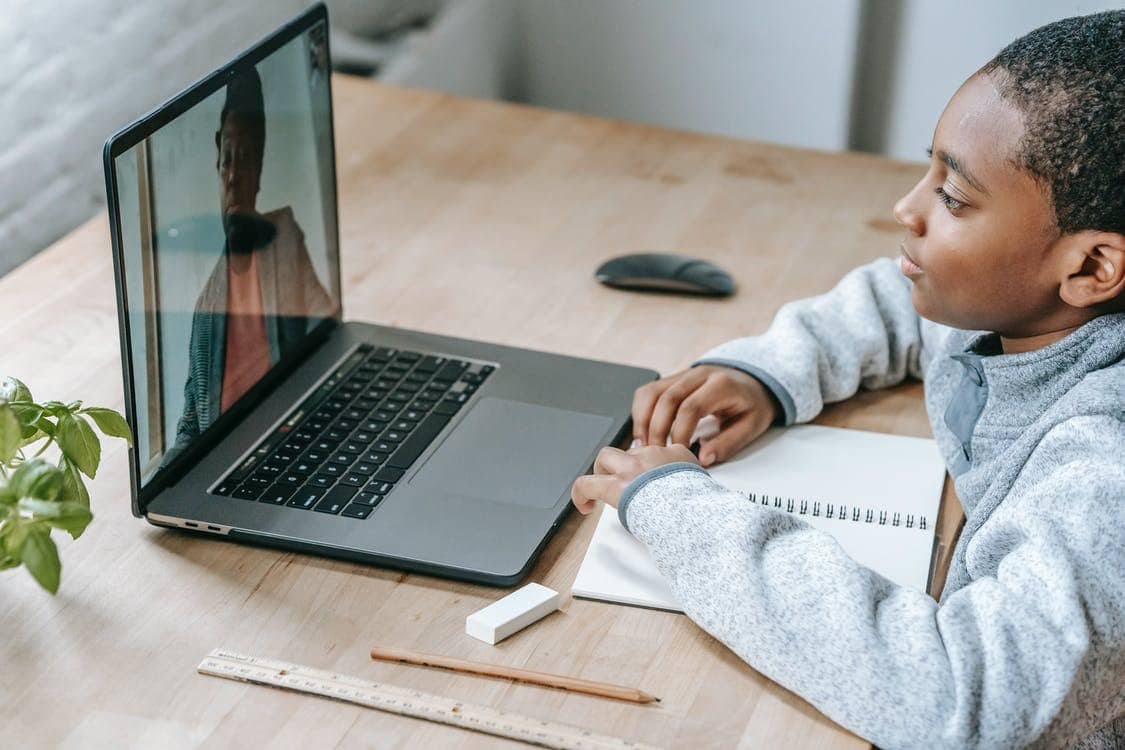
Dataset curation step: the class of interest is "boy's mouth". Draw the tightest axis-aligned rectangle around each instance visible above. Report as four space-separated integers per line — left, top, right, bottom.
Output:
899 244 923 277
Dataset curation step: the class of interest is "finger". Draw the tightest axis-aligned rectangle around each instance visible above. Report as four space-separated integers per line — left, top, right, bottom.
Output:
668 384 721 447
593 446 634 475
570 474 621 513
631 373 680 444
697 411 768 467
647 372 708 446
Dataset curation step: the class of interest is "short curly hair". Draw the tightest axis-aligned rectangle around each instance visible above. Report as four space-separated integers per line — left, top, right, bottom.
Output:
980 11 1124 235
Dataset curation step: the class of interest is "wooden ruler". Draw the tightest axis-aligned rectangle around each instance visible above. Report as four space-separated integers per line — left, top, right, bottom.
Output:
198 649 660 750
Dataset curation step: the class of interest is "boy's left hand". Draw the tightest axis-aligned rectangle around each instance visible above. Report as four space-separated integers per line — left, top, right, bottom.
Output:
571 444 700 514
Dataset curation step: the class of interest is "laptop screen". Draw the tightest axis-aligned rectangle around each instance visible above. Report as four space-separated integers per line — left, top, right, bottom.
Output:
109 16 341 488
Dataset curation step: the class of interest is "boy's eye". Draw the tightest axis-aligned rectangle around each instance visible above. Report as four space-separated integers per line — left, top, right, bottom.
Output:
935 186 966 212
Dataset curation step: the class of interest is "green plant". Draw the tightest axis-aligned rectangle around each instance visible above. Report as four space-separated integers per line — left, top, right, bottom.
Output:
0 376 131 593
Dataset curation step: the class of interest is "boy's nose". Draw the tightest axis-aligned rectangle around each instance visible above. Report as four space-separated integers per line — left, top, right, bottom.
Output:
893 187 925 236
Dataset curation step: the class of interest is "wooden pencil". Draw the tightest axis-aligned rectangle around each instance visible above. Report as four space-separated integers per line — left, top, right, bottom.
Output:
370 645 659 704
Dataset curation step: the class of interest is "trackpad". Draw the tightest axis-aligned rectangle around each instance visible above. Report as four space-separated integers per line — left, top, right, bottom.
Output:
409 397 613 508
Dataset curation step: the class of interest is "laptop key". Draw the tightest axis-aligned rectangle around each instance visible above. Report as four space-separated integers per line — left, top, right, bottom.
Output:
370 347 395 362
368 481 395 495
362 451 389 464
278 474 305 486
314 497 346 514
387 413 451 469
341 503 372 519
373 466 404 483
290 461 315 476
260 485 295 505
287 488 324 509
391 420 415 432
434 361 468 383
415 355 444 373
233 484 263 500
380 430 406 443
352 491 381 507
340 473 367 487
434 401 461 416
351 462 377 476
371 410 396 423
352 430 377 443
213 482 235 496
317 485 357 510
320 464 344 478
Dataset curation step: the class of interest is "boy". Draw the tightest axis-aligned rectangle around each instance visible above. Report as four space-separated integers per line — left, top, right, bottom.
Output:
571 12 1124 749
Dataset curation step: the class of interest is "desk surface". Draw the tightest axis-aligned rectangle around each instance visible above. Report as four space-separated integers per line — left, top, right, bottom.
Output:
0 75 961 748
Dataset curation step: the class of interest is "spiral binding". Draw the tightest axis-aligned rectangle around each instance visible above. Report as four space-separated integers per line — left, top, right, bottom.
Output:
744 491 928 530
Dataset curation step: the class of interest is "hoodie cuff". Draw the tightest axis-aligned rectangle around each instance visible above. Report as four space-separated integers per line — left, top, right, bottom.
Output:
617 461 709 532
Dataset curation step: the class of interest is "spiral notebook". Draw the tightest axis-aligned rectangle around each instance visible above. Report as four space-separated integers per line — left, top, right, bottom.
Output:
572 425 948 611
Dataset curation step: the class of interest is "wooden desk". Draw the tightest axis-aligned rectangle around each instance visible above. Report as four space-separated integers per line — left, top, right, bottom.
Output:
0 75 962 748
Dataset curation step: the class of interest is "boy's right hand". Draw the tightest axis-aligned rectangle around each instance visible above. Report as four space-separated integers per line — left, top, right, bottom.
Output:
632 365 781 467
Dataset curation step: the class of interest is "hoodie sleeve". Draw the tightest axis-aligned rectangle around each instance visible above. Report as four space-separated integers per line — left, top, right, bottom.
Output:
618 415 1125 749
693 256 947 425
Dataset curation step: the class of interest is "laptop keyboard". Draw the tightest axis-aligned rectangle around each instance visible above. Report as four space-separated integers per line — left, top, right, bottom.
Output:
212 343 494 519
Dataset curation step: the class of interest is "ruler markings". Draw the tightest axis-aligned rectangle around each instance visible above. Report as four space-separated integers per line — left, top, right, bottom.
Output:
198 649 660 750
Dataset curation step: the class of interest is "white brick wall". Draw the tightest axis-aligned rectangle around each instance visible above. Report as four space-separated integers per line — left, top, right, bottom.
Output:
0 0 317 275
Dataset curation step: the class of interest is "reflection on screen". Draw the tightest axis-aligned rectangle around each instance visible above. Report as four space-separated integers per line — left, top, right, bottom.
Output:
114 21 340 485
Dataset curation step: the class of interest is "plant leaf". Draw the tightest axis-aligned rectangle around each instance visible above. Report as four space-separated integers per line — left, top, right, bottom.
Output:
9 460 63 501
10 403 45 442
2 516 28 558
81 407 133 445
0 376 32 403
43 401 71 417
21 527 60 594
56 413 100 479
18 498 93 539
0 402 18 463
57 456 90 509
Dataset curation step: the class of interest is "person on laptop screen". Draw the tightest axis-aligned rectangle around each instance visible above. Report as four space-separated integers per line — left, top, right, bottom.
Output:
168 66 336 462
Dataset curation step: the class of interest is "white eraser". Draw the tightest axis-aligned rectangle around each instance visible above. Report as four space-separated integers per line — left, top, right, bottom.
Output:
466 583 560 645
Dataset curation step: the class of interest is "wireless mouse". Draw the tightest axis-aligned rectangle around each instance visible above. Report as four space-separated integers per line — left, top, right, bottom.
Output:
595 253 736 296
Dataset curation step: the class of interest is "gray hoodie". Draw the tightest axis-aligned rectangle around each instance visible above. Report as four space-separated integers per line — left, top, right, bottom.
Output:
617 257 1125 749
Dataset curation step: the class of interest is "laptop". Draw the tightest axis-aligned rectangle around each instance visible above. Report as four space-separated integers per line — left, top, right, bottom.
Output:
103 4 654 586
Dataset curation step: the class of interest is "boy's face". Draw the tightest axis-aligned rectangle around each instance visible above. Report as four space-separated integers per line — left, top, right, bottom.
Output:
893 73 1063 336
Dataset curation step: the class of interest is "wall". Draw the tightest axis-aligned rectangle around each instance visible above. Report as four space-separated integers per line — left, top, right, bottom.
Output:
0 0 314 276
4 0 1122 278
514 0 862 152
852 0 1124 160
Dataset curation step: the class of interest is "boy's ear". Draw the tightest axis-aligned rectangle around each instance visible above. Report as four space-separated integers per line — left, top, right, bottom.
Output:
1058 231 1125 310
